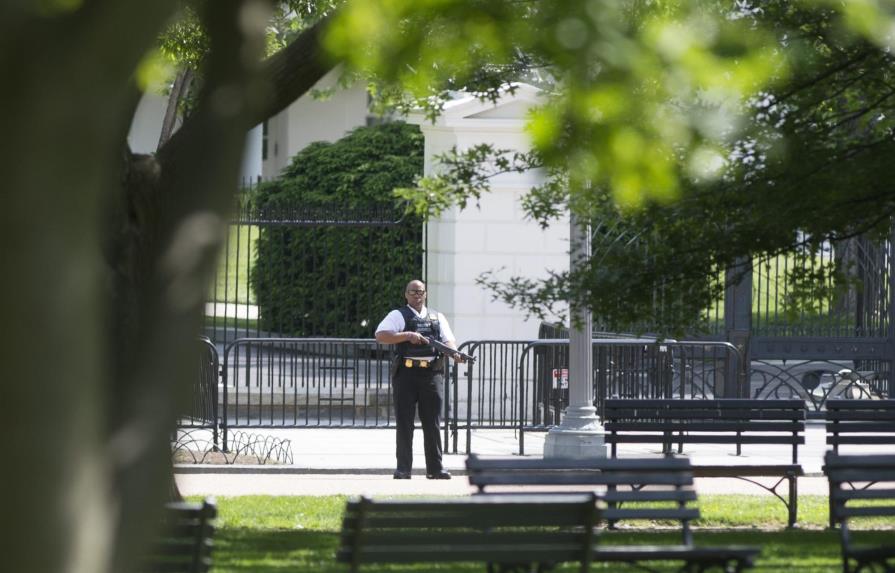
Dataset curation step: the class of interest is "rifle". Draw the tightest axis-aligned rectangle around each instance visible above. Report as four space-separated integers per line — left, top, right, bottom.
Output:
424 337 476 364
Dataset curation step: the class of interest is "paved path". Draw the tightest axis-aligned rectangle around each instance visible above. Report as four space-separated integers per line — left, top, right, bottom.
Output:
174 422 888 497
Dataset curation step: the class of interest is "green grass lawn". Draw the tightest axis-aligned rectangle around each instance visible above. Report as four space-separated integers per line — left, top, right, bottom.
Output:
206 495 894 573
211 224 258 305
203 315 260 333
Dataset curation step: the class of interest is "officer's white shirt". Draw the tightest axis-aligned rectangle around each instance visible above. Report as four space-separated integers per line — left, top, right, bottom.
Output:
375 305 457 349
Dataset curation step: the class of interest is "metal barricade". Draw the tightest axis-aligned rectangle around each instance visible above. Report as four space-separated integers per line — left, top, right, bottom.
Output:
178 337 220 446
221 338 394 450
516 339 744 454
212 337 743 454
445 341 532 453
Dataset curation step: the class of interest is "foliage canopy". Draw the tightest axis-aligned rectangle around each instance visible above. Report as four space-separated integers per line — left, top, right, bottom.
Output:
326 0 895 334
252 122 425 337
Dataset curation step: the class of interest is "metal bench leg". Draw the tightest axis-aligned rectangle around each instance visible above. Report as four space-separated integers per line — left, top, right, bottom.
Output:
829 479 835 530
787 474 798 529
730 475 796 527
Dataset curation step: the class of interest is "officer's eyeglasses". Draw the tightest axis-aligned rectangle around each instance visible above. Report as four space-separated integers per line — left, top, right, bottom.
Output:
407 289 426 295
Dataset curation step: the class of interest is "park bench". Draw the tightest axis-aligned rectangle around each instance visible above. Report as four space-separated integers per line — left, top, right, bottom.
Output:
823 452 895 573
466 454 759 572
826 399 895 454
337 492 602 572
141 498 217 573
604 398 806 528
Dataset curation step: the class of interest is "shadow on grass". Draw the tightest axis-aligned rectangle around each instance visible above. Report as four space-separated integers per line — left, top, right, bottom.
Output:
215 529 340 573
214 529 893 573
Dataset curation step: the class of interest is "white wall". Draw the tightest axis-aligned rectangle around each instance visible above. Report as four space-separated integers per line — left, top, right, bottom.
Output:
414 87 569 342
127 91 265 184
127 92 168 154
262 69 369 177
129 70 371 180
427 189 569 342
241 124 263 183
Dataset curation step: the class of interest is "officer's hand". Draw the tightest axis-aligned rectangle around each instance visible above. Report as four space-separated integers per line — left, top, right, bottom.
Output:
409 332 427 345
453 352 466 364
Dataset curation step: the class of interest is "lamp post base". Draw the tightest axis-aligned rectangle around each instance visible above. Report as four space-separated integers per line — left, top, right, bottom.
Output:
543 405 608 459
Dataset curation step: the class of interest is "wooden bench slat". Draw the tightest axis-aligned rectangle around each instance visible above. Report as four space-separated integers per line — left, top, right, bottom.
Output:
159 525 216 539
344 544 592 564
692 465 803 477
605 410 804 421
829 436 895 446
835 506 895 519
827 399 895 410
355 513 592 529
607 434 804 445
604 490 698 503
358 530 588 546
346 502 593 516
470 471 694 487
606 508 700 521
466 457 694 471
824 454 895 467
827 412 895 421
605 398 803 408
827 424 895 433
146 542 211 557
832 488 895 502
605 422 805 432
826 468 895 482
593 546 759 561
347 492 597 507
846 546 895 561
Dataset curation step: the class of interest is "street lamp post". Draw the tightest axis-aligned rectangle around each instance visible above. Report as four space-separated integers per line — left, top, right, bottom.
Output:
543 212 607 459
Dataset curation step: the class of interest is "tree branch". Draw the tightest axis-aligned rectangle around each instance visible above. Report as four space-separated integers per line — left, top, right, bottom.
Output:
157 68 193 150
158 13 338 163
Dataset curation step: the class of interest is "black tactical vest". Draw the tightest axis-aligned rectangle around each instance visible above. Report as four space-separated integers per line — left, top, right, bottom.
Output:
396 306 442 359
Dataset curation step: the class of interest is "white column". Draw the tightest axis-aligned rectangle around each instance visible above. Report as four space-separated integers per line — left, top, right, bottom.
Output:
543 212 607 459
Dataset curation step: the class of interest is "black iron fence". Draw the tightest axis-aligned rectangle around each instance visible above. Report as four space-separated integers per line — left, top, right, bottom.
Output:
220 338 396 450
187 336 893 453
205 337 744 452
448 341 530 453
205 199 423 350
750 359 890 415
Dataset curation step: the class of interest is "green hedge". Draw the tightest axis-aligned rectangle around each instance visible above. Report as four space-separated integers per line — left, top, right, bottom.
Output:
251 122 424 338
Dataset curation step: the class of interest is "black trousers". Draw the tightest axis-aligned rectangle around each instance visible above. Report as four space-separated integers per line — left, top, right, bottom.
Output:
393 364 444 474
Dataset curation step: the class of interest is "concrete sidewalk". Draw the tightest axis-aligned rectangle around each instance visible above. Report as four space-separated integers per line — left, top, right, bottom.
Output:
174 422 887 497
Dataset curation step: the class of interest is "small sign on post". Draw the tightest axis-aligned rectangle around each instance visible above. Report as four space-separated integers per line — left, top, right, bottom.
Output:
552 368 569 390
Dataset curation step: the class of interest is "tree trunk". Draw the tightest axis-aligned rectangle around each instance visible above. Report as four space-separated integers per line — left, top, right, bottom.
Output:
0 3 337 573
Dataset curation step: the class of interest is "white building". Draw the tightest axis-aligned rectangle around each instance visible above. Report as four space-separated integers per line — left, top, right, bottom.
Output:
410 85 569 340
127 68 372 182
260 69 373 179
129 78 568 341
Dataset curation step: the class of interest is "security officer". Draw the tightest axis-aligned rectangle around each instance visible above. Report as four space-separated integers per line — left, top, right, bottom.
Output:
375 279 464 479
